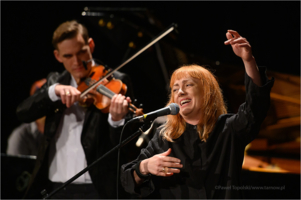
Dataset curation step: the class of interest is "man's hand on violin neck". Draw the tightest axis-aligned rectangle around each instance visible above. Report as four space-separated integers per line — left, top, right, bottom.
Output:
55 84 81 108
110 94 131 121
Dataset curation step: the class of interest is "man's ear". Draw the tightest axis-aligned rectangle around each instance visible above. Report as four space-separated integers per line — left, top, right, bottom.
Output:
54 50 63 63
88 38 95 53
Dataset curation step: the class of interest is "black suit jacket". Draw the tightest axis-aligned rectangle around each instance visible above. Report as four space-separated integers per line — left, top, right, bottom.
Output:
17 69 135 199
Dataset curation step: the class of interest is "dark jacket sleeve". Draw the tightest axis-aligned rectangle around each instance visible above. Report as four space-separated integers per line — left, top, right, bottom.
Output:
16 71 68 123
120 128 166 197
227 66 274 146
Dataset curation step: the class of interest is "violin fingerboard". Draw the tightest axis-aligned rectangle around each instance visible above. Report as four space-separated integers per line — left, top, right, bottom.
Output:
96 85 115 99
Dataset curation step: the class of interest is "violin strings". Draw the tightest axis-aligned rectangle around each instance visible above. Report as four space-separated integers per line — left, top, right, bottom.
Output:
96 85 115 99
96 85 139 114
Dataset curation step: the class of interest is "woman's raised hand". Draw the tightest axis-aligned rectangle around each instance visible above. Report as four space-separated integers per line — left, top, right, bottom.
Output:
224 30 253 62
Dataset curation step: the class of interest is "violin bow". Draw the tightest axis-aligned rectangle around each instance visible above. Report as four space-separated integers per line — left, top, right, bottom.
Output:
80 23 178 98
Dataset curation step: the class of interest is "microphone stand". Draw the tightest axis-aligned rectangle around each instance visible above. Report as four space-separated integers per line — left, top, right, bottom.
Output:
41 122 149 199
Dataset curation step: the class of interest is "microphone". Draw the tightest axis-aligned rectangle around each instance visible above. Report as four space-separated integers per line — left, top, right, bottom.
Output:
129 103 180 123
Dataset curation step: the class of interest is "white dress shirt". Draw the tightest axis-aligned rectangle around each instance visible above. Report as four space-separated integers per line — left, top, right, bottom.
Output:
48 72 124 183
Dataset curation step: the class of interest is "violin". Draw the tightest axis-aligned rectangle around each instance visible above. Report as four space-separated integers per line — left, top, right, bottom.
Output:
77 65 143 116
77 23 177 116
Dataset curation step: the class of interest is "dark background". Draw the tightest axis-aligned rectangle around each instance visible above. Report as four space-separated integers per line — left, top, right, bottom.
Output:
1 1 300 154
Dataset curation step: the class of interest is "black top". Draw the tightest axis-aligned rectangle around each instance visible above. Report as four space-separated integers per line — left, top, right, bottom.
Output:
121 67 274 199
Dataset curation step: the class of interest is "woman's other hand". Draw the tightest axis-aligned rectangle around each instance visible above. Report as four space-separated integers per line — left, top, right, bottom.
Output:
140 148 183 177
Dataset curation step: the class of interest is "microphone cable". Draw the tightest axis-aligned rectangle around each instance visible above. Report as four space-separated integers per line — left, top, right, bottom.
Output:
116 120 131 199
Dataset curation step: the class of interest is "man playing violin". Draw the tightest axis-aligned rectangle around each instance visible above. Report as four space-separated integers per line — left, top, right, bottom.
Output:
17 20 134 199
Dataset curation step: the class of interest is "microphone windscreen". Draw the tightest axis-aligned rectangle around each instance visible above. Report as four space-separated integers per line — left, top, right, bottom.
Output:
169 103 180 115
